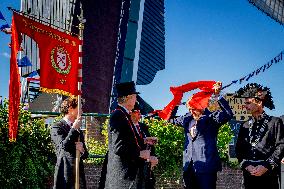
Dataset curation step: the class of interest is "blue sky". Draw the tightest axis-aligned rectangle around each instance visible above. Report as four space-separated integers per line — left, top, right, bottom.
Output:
138 0 284 117
0 0 283 116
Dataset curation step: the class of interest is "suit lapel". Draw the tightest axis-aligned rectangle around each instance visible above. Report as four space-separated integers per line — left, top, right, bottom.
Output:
116 105 142 148
117 105 132 124
193 114 208 139
60 119 71 134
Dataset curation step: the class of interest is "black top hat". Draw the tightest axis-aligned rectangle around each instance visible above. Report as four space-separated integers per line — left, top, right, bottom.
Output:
234 83 275 110
116 81 140 97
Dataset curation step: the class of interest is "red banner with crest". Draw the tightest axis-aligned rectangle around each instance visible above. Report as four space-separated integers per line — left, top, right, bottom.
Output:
13 12 80 96
9 12 80 141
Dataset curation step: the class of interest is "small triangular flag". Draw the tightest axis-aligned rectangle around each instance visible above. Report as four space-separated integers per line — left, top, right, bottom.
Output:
17 56 32 67
0 11 6 21
0 24 10 30
27 70 39 77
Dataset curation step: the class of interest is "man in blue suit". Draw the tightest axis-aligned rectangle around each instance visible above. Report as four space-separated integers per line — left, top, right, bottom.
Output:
170 83 233 189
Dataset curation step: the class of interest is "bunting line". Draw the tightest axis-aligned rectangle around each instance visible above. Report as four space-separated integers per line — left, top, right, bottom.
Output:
222 51 283 89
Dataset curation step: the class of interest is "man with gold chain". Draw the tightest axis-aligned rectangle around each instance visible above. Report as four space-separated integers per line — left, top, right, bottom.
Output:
235 83 284 189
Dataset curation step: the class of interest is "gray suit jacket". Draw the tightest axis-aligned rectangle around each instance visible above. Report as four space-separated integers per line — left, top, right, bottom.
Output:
50 119 88 189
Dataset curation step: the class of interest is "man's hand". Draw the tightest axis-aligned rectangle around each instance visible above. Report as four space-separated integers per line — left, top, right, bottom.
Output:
72 116 82 130
75 142 85 154
149 156 158 169
245 165 255 174
213 81 222 95
250 165 268 176
139 150 150 160
281 158 284 164
144 137 158 145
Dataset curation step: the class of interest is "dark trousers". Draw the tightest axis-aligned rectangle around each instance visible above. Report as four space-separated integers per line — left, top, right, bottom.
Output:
183 162 217 189
281 163 284 189
243 170 279 189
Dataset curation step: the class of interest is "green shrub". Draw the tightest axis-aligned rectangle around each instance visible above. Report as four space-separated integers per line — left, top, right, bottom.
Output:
217 122 234 161
143 118 184 179
0 100 56 189
85 119 108 164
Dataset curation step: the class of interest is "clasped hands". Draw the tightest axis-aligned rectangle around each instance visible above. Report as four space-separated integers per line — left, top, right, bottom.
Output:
140 150 159 169
140 137 159 168
245 165 268 176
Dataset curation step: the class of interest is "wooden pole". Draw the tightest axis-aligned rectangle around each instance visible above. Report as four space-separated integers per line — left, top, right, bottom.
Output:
75 8 85 189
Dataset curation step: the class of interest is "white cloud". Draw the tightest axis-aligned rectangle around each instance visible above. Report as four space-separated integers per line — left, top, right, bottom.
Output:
1 52 10 58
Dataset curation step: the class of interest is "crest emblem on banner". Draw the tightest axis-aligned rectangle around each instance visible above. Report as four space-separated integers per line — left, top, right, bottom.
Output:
51 45 71 74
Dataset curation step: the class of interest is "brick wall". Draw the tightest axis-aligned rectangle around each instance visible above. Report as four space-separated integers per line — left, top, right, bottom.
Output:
84 164 103 189
216 164 243 189
85 116 107 140
84 163 243 189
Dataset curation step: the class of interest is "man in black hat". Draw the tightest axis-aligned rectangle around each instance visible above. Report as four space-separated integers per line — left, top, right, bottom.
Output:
235 83 284 189
105 81 151 189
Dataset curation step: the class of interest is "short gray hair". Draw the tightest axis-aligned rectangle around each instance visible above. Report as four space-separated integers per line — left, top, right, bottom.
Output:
117 96 128 104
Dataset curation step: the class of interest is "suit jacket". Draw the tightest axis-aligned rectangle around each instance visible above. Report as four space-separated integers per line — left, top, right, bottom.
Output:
50 119 88 189
171 97 233 173
99 122 155 189
137 122 156 189
236 113 284 172
105 105 141 189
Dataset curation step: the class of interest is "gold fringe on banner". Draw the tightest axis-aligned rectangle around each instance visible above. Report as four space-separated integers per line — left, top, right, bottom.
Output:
9 138 16 142
40 87 76 97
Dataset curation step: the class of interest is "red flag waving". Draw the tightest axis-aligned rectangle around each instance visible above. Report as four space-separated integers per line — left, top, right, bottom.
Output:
13 12 81 96
158 81 220 120
9 16 21 142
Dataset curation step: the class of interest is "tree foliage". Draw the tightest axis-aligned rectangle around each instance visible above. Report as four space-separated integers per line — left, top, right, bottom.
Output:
143 118 184 179
0 100 56 189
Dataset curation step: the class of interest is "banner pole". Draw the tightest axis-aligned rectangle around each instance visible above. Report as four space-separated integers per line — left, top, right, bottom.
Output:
75 7 85 189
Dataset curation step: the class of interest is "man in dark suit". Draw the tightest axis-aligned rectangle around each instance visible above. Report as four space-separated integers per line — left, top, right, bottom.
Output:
169 83 233 189
131 102 158 189
50 97 88 189
105 81 151 189
235 83 284 189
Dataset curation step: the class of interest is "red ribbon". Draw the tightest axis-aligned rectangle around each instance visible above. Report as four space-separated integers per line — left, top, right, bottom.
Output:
158 81 217 120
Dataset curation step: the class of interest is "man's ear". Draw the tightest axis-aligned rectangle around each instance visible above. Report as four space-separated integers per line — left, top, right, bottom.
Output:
256 99 263 107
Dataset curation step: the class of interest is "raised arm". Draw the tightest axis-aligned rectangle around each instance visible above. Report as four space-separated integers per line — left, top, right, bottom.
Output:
210 96 234 126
